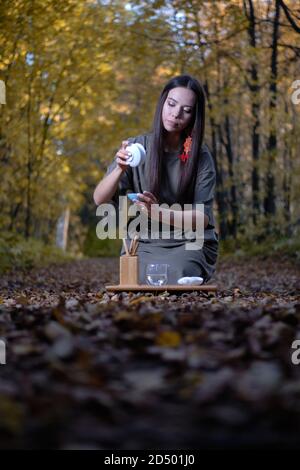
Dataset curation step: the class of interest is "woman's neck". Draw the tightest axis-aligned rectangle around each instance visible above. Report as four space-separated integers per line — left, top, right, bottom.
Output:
164 132 183 152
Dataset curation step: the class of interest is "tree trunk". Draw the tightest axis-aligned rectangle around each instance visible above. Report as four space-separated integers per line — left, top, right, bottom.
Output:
264 0 280 217
25 79 33 239
56 208 70 251
25 158 32 239
282 101 292 236
224 112 238 238
204 81 228 240
243 0 261 225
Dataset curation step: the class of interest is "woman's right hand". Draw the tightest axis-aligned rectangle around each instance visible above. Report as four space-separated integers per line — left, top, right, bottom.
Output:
115 140 131 172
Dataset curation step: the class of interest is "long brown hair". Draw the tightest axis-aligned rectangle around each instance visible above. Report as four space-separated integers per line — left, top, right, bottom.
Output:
148 74 206 206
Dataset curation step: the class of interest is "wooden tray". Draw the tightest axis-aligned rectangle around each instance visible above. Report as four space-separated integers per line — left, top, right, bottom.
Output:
105 284 217 292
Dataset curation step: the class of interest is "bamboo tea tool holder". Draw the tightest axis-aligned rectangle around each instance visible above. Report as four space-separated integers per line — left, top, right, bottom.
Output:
119 236 139 285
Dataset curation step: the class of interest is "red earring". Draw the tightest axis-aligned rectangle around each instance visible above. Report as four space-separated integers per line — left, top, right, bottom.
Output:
179 135 192 163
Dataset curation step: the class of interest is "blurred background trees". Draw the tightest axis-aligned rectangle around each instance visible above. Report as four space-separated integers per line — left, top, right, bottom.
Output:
0 0 299 268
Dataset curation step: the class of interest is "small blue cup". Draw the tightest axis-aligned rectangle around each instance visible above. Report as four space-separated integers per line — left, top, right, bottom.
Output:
127 193 139 201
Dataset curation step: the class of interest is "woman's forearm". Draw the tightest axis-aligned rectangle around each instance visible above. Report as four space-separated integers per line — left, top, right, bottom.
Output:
150 207 209 231
93 166 124 205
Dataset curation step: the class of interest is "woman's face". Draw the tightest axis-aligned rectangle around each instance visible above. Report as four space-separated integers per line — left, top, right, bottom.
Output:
162 87 196 133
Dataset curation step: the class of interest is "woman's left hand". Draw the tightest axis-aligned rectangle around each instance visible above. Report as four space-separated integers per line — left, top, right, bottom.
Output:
134 191 158 215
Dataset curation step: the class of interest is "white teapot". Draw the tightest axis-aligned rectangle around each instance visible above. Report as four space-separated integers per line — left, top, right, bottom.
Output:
126 143 146 167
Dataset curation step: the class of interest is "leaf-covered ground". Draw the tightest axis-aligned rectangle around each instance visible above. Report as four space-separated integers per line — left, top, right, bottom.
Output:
0 256 300 449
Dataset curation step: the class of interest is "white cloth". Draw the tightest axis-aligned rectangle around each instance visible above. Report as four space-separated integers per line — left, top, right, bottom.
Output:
177 276 204 285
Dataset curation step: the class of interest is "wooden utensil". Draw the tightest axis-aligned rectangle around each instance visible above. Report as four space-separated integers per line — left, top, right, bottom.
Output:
132 235 139 255
122 238 129 256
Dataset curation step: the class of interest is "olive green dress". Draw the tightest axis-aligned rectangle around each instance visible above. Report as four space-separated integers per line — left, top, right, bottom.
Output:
104 132 219 284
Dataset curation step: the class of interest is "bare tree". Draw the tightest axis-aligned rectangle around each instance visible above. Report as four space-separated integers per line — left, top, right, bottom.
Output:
264 0 281 218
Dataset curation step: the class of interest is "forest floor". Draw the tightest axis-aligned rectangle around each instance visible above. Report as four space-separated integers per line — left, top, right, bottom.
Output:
0 255 300 449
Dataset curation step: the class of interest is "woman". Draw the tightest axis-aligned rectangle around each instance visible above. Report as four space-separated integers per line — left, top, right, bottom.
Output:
93 74 219 284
